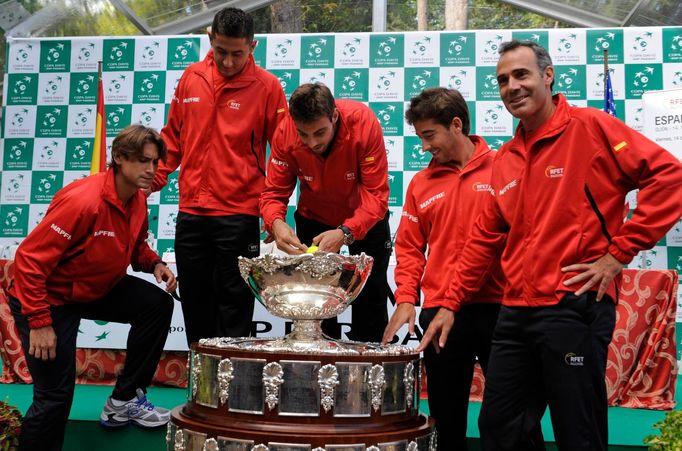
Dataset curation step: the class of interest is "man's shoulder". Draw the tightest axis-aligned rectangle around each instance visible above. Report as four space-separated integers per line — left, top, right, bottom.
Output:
337 100 377 125
51 174 104 213
253 65 284 89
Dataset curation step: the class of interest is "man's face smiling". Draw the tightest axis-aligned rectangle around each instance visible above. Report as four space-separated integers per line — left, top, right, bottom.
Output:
209 33 255 79
413 118 461 165
496 45 555 131
295 110 339 155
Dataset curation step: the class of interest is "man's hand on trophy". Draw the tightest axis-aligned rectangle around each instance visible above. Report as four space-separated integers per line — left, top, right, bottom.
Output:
272 219 307 254
381 303 416 345
314 229 344 253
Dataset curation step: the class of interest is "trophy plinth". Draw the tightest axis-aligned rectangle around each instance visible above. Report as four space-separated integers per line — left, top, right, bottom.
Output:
168 252 435 451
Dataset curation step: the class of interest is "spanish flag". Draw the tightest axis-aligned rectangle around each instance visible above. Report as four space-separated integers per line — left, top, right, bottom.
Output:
90 62 106 174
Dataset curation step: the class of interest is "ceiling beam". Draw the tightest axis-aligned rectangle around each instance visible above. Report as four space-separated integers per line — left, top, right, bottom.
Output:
151 0 276 35
499 0 621 28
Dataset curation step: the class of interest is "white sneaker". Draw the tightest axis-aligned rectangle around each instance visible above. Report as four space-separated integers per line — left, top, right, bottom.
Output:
100 388 171 428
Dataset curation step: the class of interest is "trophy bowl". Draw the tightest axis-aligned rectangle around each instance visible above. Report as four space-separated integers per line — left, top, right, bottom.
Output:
238 252 373 347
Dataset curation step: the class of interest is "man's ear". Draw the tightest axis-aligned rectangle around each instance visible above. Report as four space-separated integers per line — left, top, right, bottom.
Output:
544 65 555 89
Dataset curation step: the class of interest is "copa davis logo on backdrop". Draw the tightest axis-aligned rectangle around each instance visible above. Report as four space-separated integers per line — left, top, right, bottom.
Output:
550 30 587 65
403 136 430 171
40 40 70 73
476 30 512 66
71 40 101 72
369 68 404 102
405 33 439 67
405 67 439 101
383 137 405 171
440 32 475 66
370 34 404 67
1 171 31 204
134 38 167 70
335 35 370 67
3 138 34 170
300 69 335 89
513 30 549 53
30 171 63 204
625 29 662 63
0 204 29 238
301 35 334 68
370 102 404 136
32 138 65 171
441 67 475 100
38 72 69 105
334 68 369 101
266 35 300 69
7 73 38 105
554 65 587 100
270 69 301 98
476 101 514 137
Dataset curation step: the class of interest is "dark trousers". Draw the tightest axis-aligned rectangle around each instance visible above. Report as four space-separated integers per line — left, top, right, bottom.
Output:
294 211 391 342
174 213 260 344
420 303 500 451
478 292 616 451
9 275 173 451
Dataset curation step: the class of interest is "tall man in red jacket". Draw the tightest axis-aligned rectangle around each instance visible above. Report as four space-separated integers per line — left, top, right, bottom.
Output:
420 40 682 450
382 88 504 450
150 8 287 344
8 125 177 450
260 83 392 342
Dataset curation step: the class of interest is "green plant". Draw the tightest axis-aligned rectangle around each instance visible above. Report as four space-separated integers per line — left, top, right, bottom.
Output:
0 399 21 451
645 408 682 450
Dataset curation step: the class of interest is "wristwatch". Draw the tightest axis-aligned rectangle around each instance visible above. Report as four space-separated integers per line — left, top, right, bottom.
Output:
337 225 355 246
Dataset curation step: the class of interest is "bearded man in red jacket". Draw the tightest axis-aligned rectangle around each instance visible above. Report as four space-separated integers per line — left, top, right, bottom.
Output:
150 8 287 345
8 125 177 450
420 40 682 451
260 83 392 343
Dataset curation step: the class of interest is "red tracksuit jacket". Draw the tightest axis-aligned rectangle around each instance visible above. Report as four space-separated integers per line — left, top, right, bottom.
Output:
153 52 287 216
394 136 504 309
260 100 389 240
445 94 682 310
9 169 161 329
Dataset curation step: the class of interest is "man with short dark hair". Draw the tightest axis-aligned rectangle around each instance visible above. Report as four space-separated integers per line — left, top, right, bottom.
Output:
382 87 503 450
151 7 287 344
419 40 682 450
260 83 391 342
9 125 177 450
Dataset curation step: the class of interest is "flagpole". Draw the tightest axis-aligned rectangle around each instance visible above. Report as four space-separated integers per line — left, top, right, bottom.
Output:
603 49 608 86
90 61 106 174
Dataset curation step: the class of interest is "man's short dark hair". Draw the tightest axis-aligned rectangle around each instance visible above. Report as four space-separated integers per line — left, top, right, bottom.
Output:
499 39 554 90
110 125 167 171
405 87 470 135
289 83 336 123
211 7 254 42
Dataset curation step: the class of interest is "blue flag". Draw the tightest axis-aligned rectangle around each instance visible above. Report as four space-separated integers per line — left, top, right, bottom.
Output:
604 70 617 117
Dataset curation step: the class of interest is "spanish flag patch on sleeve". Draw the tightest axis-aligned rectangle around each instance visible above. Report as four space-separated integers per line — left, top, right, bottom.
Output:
613 141 628 152
277 108 286 114
364 156 375 162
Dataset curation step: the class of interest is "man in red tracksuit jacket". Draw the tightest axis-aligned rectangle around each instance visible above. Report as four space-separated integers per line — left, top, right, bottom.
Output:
382 88 505 450
420 41 682 450
260 83 391 342
8 125 177 450
150 8 287 344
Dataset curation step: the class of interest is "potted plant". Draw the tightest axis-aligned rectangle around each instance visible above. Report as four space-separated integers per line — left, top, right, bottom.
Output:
644 409 682 450
0 399 21 451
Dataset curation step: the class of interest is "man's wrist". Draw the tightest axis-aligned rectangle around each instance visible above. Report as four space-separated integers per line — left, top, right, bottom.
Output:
337 224 355 245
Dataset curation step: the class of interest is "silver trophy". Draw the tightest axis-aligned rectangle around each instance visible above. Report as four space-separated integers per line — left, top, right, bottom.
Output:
235 251 403 354
168 251 435 451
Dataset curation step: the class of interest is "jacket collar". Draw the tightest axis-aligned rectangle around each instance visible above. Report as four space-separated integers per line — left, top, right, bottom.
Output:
425 134 492 176
201 50 258 88
101 168 143 214
513 93 571 151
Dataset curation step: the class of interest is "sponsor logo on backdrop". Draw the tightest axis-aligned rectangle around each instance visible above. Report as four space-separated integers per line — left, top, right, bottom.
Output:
31 171 63 204
302 36 334 68
168 38 200 70
36 106 68 138
587 29 623 64
477 102 512 136
2 172 30 203
441 33 475 66
271 70 300 98
39 73 68 104
335 69 368 101
370 69 402 101
337 36 368 67
105 105 132 137
6 106 36 137
161 172 180 204
70 73 97 104
104 39 135 71
34 139 64 170
268 37 299 69
370 103 403 136
407 34 438 66
0 205 29 237
405 68 439 101
136 40 164 69
300 69 334 86
444 69 473 99
663 28 682 63
7 73 38 105
476 66 500 100
11 43 38 71
70 106 96 136
404 136 430 171
371 35 404 67
554 65 586 99
388 171 403 206
40 41 70 72
476 32 508 65
3 139 34 170
65 138 94 170
74 42 98 71
105 73 133 103
134 71 165 103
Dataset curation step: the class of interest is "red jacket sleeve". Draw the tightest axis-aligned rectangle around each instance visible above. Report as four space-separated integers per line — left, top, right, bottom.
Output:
260 128 297 231
393 179 427 305
442 192 508 312
13 192 92 329
343 112 389 240
153 74 185 192
594 116 682 263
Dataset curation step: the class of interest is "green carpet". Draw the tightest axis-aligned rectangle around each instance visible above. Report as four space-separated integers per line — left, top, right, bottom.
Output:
1 378 679 450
